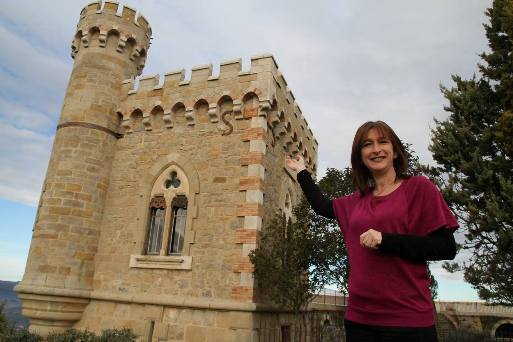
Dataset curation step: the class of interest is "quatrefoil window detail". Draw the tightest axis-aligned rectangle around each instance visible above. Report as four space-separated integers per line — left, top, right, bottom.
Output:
165 171 181 189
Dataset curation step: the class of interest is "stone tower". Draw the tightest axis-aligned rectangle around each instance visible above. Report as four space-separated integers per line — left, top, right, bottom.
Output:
15 1 151 335
16 1 319 340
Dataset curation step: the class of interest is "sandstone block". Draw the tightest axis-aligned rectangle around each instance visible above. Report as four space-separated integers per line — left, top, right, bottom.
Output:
205 327 234 342
215 312 254 329
185 325 206 342
233 257 254 273
236 203 263 217
234 229 257 244
241 127 265 142
167 324 184 340
231 286 254 302
240 152 263 166
239 176 264 191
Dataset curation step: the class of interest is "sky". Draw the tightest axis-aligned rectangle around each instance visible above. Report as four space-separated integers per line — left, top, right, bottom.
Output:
0 0 492 301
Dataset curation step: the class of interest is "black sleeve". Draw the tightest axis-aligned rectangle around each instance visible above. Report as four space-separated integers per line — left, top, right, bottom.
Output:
296 170 336 219
378 228 457 261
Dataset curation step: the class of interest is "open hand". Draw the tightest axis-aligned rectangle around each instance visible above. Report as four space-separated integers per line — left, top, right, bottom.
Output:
285 155 306 172
360 229 382 250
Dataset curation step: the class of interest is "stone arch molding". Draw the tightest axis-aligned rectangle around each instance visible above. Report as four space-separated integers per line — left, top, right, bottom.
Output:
491 319 513 339
148 153 200 195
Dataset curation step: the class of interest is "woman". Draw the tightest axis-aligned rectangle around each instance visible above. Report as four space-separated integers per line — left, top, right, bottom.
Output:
286 121 458 342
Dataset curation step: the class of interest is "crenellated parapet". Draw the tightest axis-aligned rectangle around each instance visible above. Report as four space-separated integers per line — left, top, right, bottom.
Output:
118 54 318 172
71 1 152 75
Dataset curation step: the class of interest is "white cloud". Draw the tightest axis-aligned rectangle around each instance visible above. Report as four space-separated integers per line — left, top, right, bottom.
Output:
0 0 78 55
0 255 27 282
0 123 53 206
0 23 70 118
0 97 54 132
0 24 70 87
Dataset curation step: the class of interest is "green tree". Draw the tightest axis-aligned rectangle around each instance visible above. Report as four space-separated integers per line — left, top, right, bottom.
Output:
249 205 340 312
249 202 341 340
316 167 352 295
427 0 513 304
404 143 439 300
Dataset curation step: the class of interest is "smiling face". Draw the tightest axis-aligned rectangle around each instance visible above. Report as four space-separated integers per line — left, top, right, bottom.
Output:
351 121 408 193
360 128 396 176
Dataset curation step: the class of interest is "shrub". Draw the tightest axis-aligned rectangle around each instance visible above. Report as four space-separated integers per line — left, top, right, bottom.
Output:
45 328 137 342
46 329 97 342
97 328 137 342
0 302 41 342
0 327 43 342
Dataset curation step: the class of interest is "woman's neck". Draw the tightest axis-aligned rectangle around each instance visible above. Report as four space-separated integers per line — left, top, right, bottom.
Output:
372 169 398 195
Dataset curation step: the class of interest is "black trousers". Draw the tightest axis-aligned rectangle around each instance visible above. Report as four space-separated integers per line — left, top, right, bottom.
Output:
344 319 438 342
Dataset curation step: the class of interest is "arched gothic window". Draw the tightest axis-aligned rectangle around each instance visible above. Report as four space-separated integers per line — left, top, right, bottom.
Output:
144 166 190 256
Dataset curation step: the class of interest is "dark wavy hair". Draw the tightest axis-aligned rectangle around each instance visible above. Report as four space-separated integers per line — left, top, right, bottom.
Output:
351 121 408 194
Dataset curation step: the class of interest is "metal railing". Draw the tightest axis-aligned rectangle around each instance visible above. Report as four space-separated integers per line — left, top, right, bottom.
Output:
311 288 347 307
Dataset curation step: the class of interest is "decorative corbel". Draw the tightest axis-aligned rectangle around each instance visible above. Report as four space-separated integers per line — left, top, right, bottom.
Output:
258 100 272 118
98 29 107 47
137 61 145 76
81 32 90 48
208 104 218 123
185 107 195 126
163 110 173 129
117 36 127 53
274 122 287 139
268 109 280 126
289 143 299 155
283 135 293 150
121 118 132 134
142 113 152 131
233 99 242 120
130 46 141 61
71 47 78 59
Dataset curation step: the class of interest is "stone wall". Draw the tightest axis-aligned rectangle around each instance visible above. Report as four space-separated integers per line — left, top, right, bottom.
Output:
92 115 249 300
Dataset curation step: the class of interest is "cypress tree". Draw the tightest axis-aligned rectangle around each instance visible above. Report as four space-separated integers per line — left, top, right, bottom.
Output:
429 0 513 304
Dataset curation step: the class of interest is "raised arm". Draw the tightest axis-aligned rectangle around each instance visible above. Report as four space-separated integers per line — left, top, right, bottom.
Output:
286 156 335 219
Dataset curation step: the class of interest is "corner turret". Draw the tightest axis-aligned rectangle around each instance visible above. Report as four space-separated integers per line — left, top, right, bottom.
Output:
15 1 152 335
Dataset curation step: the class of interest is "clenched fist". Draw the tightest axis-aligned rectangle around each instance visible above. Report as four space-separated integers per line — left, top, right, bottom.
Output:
360 229 382 250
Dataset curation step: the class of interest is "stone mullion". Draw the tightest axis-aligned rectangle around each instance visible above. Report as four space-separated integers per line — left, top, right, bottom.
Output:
160 195 173 256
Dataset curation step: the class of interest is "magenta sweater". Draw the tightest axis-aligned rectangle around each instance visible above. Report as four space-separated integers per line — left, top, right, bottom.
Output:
332 175 458 327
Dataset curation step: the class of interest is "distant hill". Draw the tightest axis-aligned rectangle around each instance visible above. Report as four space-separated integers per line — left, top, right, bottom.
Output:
0 280 28 328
